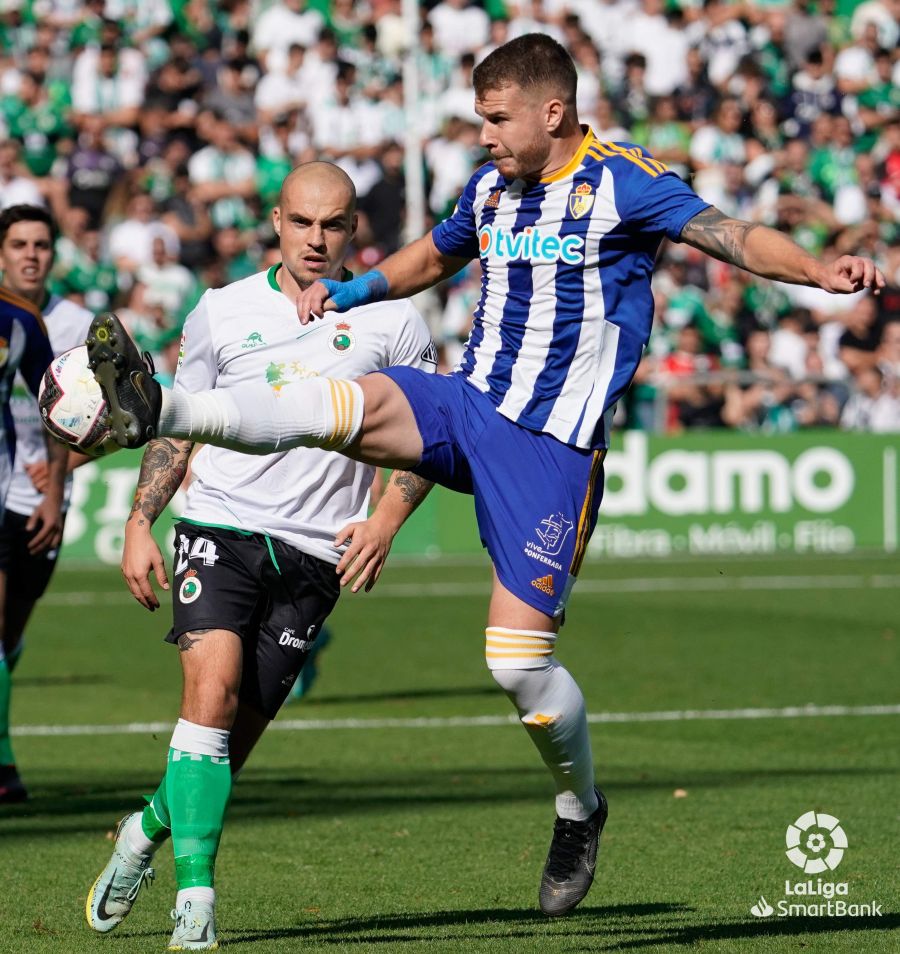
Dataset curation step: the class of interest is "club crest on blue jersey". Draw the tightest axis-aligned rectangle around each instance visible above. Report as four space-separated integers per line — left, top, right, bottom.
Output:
485 189 502 209
568 182 595 220
329 321 355 354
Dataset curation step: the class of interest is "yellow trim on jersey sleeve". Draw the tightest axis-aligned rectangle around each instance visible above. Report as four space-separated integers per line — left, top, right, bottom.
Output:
597 141 666 178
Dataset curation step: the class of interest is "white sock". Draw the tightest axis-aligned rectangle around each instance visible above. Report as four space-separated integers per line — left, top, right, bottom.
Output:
487 629 598 821
124 812 159 858
176 886 215 911
170 718 230 758
159 378 364 453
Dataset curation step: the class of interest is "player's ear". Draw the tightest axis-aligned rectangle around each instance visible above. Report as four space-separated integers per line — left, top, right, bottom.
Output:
272 206 281 236
350 212 358 239
545 98 565 134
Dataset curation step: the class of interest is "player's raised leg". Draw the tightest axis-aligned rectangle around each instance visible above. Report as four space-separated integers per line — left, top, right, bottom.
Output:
86 313 423 468
486 574 608 916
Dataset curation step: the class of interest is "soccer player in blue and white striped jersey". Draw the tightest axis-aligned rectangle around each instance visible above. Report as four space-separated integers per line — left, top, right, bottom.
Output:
89 34 885 919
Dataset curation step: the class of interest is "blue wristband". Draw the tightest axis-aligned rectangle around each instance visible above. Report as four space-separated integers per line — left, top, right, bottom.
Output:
320 270 389 311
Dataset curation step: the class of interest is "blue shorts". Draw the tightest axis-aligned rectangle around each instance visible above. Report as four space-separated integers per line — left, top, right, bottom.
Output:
376 368 605 617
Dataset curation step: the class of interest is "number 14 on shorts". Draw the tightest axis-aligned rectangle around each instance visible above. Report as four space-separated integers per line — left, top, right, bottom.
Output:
176 534 220 575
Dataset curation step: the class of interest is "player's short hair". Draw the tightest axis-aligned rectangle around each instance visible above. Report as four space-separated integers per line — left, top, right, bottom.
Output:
278 161 357 214
0 204 57 246
473 34 577 105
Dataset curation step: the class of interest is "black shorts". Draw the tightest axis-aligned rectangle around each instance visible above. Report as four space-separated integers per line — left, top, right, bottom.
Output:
0 509 63 601
166 522 341 720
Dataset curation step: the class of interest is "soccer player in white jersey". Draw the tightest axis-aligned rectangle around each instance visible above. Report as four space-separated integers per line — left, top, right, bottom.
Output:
88 36 885 918
85 162 435 951
0 205 74 804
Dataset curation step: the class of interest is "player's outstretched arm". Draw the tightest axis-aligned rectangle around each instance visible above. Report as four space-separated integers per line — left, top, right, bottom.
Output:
122 437 193 611
680 207 885 295
296 234 469 324
333 470 435 593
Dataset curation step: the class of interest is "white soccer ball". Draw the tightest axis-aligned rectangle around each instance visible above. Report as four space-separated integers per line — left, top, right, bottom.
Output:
38 344 119 457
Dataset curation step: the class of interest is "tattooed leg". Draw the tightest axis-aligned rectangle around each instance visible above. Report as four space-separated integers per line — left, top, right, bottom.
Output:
178 628 242 730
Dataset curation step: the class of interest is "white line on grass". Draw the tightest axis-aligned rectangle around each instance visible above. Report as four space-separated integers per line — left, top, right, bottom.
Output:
13 703 900 738
40 574 900 606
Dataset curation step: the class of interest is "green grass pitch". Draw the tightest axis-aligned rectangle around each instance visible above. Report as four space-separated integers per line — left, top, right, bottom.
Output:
1 553 898 953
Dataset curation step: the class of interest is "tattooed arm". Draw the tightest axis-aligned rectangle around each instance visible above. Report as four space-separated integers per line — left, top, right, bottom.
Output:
333 470 435 593
122 438 194 611
680 207 885 294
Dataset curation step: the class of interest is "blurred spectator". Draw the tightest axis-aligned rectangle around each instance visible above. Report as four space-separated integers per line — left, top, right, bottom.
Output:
838 295 885 374
783 0 830 72
627 0 689 96
840 366 900 431
0 141 44 209
312 63 383 197
50 206 118 312
632 96 691 180
786 48 841 139
1 70 72 178
614 53 652 129
696 0 749 90
211 226 258 285
358 140 405 255
136 235 196 324
205 59 258 144
833 20 879 96
252 0 324 75
108 191 178 274
430 0 490 58
188 110 257 230
65 114 123 228
659 324 725 431
722 328 797 432
72 36 146 167
254 43 306 125
160 164 214 271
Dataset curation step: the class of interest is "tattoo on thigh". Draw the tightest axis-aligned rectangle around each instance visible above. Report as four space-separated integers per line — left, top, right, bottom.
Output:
177 629 213 652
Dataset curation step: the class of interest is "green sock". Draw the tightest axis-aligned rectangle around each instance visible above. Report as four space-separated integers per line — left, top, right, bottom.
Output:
0 658 14 765
167 747 232 889
141 775 172 843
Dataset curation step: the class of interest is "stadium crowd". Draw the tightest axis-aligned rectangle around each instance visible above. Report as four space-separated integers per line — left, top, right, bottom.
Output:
0 0 897 432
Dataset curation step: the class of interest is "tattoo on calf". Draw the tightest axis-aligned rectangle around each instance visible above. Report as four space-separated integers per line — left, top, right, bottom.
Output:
681 208 761 269
177 629 213 652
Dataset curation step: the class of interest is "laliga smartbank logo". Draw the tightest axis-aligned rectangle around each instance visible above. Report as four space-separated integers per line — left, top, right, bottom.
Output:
749 811 883 919
477 225 584 264
785 809 846 873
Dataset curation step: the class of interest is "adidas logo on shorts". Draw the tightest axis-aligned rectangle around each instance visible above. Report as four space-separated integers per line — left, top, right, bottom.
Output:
531 574 555 596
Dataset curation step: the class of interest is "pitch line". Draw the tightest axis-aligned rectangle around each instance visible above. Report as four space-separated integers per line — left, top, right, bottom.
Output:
13 703 900 738
40 574 900 607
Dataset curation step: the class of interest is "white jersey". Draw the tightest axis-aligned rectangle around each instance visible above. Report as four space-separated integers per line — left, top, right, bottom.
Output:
5 295 94 517
175 266 435 564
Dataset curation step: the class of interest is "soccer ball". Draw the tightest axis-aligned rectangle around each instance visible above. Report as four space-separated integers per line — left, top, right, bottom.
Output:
39 345 119 457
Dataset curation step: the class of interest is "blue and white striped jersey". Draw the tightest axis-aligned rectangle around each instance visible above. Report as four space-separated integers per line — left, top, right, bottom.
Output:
432 128 709 449
0 288 53 510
